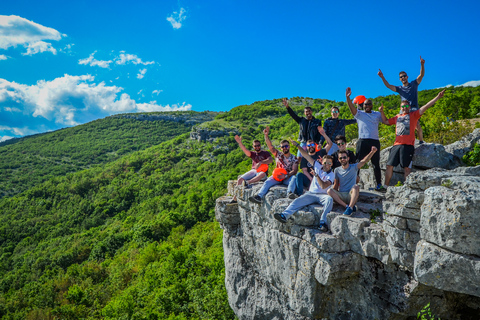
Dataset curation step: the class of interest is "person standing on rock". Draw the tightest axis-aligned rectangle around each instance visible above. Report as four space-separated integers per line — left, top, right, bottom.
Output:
229 135 273 204
249 126 298 204
327 147 378 216
294 129 333 198
320 106 357 155
378 56 426 143
345 87 384 191
274 140 335 233
379 90 446 186
283 98 322 160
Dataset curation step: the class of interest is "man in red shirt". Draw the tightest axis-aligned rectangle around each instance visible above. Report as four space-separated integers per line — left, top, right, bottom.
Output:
379 89 445 186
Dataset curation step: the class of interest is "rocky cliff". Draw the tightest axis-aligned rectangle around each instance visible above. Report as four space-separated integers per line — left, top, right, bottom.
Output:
216 133 480 319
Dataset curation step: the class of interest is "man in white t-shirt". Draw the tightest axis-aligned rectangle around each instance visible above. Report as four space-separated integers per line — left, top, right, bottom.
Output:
273 139 335 232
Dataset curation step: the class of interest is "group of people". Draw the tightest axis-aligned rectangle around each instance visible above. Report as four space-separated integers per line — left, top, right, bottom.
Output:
230 57 446 232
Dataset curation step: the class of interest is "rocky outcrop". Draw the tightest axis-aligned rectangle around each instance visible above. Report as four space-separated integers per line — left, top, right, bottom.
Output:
116 112 216 125
190 126 239 142
216 165 480 319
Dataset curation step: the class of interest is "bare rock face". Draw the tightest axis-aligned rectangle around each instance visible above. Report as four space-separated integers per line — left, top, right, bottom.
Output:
216 165 480 320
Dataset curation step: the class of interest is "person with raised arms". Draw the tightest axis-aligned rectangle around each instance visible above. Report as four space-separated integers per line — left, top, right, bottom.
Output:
249 126 298 204
379 89 445 187
378 56 426 143
327 146 378 216
274 139 335 233
229 135 273 204
345 87 384 191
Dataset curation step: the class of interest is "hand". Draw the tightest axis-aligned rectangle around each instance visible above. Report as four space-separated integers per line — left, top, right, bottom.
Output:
317 126 325 135
289 139 299 147
420 55 425 65
234 135 242 144
278 173 287 180
309 169 315 176
379 104 384 112
283 98 289 108
346 87 351 98
263 126 270 136
378 69 384 78
438 89 446 99
371 146 378 153
255 162 261 169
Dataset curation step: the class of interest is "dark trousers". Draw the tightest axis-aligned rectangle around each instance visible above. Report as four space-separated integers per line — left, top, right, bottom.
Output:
295 172 312 195
356 139 381 186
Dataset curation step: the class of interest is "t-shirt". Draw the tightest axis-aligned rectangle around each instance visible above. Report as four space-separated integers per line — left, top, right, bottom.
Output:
300 150 326 169
354 110 382 140
332 150 356 169
395 80 419 109
334 163 359 192
249 150 271 170
388 110 421 146
309 161 335 194
275 152 298 173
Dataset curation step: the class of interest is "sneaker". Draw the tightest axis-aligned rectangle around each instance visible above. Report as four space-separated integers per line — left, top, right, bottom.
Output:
419 140 425 145
343 206 354 216
244 182 252 189
274 213 288 223
249 195 262 204
317 222 329 232
288 192 298 200
352 205 357 212
375 184 387 193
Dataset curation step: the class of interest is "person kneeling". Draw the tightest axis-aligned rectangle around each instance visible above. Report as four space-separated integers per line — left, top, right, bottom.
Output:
273 140 335 232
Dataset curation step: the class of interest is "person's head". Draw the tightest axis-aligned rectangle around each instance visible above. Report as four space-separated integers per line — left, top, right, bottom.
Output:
400 100 411 115
353 95 366 110
253 139 261 151
337 150 349 165
331 106 340 119
399 71 408 85
280 140 290 154
363 99 373 113
334 135 347 151
304 106 313 120
306 139 316 154
322 155 333 171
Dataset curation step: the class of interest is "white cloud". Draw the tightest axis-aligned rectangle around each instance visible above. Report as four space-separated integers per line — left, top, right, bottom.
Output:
457 80 480 87
0 54 7 60
0 75 192 139
137 68 147 79
167 8 187 29
78 51 112 68
23 40 57 55
152 89 163 95
0 15 63 55
115 52 154 65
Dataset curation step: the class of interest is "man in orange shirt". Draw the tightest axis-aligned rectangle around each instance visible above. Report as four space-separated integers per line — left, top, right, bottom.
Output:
379 89 445 186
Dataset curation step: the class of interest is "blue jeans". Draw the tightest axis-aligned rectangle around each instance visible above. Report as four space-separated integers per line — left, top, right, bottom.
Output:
282 192 333 225
295 172 312 196
258 176 296 198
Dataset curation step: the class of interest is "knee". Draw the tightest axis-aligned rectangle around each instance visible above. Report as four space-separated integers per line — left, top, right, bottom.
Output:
352 185 359 192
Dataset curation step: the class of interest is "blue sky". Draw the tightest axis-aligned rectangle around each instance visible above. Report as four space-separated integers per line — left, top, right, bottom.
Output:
1 0 479 141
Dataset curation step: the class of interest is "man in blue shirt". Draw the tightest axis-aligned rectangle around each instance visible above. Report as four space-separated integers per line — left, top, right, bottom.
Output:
321 106 356 155
378 56 426 143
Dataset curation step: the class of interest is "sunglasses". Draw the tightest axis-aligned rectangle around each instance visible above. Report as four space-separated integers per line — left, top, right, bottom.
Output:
401 105 410 108
364 102 373 106
307 143 316 148
331 110 339 114
400 75 407 78
338 156 348 160
336 142 345 146
254 144 261 147
280 145 290 149
323 162 332 166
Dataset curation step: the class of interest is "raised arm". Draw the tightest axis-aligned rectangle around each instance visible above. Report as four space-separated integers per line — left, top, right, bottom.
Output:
291 139 315 166
318 126 333 153
357 146 378 169
378 104 390 125
417 56 425 84
263 126 277 155
346 87 358 116
234 135 252 157
378 69 396 92
419 89 445 116
284 98 301 123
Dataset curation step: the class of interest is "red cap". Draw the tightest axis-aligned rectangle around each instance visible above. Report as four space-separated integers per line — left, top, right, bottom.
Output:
353 95 366 104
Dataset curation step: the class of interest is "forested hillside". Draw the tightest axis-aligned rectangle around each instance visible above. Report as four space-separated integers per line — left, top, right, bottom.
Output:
0 86 479 319
0 111 216 198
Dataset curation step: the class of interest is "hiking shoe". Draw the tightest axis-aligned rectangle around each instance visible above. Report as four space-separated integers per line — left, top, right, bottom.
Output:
352 205 357 212
249 195 262 204
288 192 298 200
274 213 288 223
419 140 425 145
317 222 328 232
375 184 387 193
343 206 354 216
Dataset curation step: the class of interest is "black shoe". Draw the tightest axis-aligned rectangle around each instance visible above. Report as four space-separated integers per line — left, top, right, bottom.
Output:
249 195 262 204
287 192 298 200
317 222 328 232
274 213 288 223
